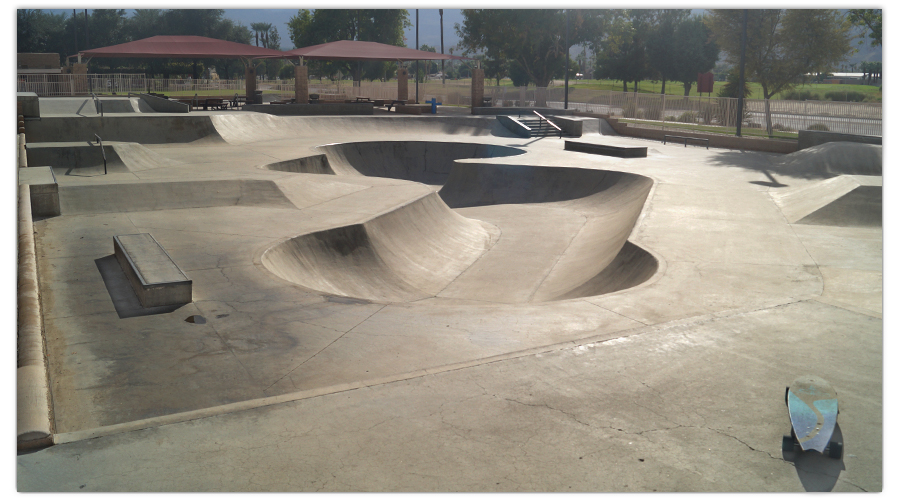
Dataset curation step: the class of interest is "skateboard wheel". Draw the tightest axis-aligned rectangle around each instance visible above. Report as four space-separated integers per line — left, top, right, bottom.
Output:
828 441 843 459
782 434 795 453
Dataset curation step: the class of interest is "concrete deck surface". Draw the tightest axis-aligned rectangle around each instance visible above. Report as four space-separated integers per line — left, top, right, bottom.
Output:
16 101 883 492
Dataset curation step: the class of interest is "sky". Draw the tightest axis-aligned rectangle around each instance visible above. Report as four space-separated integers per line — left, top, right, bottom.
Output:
29 4 882 63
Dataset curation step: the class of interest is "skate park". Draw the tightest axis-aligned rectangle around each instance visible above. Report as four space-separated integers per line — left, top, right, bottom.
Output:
16 92 882 492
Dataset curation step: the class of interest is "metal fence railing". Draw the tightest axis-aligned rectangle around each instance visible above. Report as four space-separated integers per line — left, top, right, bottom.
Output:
18 74 882 136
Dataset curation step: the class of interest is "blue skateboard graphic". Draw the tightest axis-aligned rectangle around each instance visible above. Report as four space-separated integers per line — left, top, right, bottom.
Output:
783 375 842 459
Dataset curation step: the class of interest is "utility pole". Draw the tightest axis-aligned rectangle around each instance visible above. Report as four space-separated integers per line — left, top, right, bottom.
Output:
415 9 419 104
564 10 570 110
84 10 89 49
440 9 445 85
72 10 78 55
736 9 748 137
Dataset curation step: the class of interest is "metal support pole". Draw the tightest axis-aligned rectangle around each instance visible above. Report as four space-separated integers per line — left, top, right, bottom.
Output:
736 9 748 137
415 9 419 104
564 10 570 110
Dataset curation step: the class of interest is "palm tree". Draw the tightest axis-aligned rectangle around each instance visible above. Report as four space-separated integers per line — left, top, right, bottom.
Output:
440 9 445 85
250 22 272 47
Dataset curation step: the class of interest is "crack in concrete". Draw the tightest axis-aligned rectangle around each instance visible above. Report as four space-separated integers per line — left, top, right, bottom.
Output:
504 397 592 427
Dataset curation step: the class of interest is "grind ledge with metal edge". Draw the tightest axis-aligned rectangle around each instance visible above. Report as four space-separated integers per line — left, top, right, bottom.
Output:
113 233 192 308
564 139 648 158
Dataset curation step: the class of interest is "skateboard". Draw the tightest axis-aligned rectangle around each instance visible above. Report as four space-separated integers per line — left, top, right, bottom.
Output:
782 375 843 458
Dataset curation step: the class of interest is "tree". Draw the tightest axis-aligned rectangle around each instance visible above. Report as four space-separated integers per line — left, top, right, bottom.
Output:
645 10 690 94
17 9 70 61
82 9 129 70
707 9 853 135
456 9 603 90
593 11 650 92
649 14 719 96
481 55 508 85
848 9 881 47
287 9 411 82
250 22 271 47
717 70 752 99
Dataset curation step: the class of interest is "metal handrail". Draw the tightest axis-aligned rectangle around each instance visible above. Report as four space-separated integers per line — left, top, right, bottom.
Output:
533 110 563 138
91 93 103 116
94 134 108 175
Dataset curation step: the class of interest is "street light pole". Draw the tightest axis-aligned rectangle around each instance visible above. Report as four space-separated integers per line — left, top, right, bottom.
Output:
416 9 419 104
564 10 570 110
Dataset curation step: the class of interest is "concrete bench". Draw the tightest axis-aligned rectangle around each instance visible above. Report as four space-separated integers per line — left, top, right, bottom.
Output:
114 233 192 308
564 140 648 158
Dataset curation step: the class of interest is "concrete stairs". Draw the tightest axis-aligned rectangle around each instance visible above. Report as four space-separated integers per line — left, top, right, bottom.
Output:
498 114 575 138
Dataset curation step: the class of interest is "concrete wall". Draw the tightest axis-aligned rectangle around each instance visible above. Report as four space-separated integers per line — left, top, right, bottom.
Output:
18 53 59 71
552 116 601 137
574 112 799 154
17 93 41 119
496 116 531 138
472 107 576 116
242 103 374 116
139 94 189 113
17 184 54 450
798 130 882 150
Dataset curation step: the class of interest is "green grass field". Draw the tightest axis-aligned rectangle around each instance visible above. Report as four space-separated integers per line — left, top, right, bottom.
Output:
483 78 882 102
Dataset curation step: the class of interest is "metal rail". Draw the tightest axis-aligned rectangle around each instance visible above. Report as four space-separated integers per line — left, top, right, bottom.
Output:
94 134 108 175
533 110 563 138
91 93 104 116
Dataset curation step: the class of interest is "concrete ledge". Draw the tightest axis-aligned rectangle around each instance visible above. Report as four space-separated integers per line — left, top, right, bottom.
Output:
18 166 60 217
565 140 648 158
574 112 799 154
18 133 27 168
17 184 53 450
114 234 192 308
472 107 576 116
17 92 40 119
395 105 428 115
139 93 189 113
552 116 601 137
798 130 882 150
497 116 531 138
243 103 374 116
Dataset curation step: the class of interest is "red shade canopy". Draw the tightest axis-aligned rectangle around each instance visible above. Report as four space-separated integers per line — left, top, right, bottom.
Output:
281 40 468 62
80 35 287 59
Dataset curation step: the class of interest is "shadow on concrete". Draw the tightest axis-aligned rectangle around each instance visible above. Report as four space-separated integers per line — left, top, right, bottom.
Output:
782 423 846 492
95 255 185 319
748 170 789 188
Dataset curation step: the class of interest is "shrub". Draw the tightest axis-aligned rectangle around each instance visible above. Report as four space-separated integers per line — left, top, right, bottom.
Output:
824 91 866 102
676 111 697 123
807 123 830 131
772 123 795 132
782 90 820 101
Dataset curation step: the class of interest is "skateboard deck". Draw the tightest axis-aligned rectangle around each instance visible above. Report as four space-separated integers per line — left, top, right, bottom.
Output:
785 375 839 455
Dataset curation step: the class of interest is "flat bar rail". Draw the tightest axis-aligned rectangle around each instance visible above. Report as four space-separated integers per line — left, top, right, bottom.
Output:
664 135 709 149
94 134 108 175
